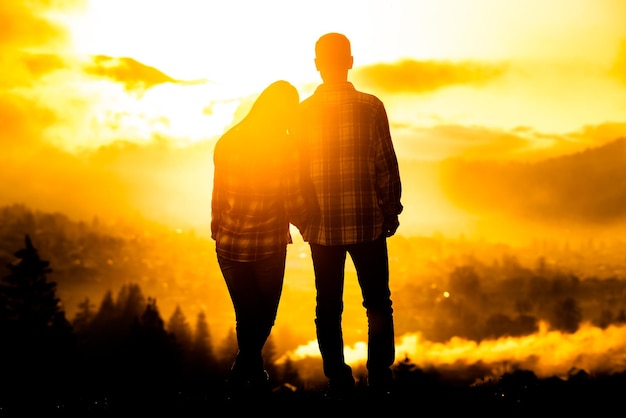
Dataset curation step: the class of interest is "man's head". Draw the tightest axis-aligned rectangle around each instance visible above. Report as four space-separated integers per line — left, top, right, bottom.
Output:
314 32 353 82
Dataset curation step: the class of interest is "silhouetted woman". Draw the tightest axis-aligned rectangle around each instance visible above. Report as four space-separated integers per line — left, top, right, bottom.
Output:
211 80 308 399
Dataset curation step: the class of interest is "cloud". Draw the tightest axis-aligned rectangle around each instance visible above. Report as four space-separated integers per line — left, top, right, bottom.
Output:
392 123 533 162
83 55 177 92
1 0 83 88
20 53 68 78
2 52 226 152
4 52 178 93
569 122 626 148
0 93 58 151
391 119 626 163
353 59 507 94
611 39 626 85
0 0 78 50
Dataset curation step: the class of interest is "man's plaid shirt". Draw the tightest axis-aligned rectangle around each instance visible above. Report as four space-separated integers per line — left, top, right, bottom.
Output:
211 126 308 262
296 82 403 246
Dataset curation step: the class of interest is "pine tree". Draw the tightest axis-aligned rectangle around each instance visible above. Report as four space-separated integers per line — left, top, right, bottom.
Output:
92 289 116 327
122 297 183 404
77 284 150 402
72 296 96 334
87 284 147 342
0 234 76 409
189 309 217 376
117 283 146 325
168 304 193 351
180 309 221 391
192 310 214 363
1 235 62 329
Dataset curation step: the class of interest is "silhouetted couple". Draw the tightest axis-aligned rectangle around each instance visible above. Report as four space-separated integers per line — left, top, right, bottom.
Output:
211 33 403 402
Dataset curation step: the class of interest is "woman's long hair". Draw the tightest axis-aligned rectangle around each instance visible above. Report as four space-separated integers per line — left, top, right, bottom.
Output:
238 80 299 140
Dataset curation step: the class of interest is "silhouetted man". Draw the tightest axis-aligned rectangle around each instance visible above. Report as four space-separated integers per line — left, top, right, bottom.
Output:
295 32 403 400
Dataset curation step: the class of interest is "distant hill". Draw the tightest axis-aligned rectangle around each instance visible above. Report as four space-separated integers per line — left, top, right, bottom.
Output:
0 203 230 334
439 137 626 225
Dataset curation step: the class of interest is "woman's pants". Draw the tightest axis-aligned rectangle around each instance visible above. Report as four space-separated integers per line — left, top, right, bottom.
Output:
218 249 286 380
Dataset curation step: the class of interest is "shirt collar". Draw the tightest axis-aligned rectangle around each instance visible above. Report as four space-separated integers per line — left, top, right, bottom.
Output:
315 81 356 93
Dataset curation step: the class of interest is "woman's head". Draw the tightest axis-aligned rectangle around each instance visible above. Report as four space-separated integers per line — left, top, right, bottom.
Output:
245 80 299 131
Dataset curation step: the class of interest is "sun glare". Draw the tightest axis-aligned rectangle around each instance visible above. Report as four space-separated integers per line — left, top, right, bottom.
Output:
39 77 239 151
58 0 320 150
139 83 240 145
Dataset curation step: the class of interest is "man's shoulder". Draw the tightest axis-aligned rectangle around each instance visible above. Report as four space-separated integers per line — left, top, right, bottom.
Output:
343 83 383 106
355 89 382 103
299 83 382 104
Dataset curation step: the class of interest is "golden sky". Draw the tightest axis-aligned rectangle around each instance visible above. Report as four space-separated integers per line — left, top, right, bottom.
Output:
2 0 626 238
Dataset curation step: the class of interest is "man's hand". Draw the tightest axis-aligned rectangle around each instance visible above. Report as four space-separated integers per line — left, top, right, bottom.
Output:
383 217 399 237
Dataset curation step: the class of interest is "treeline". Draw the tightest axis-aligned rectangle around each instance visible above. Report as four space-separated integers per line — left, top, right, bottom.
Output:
0 234 305 412
0 203 229 336
393 252 626 343
5 202 626 347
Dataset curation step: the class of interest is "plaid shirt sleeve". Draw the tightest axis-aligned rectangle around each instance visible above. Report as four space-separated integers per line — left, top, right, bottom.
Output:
373 99 403 229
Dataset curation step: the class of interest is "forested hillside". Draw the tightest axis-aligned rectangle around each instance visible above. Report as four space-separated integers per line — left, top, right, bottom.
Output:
3 203 626 413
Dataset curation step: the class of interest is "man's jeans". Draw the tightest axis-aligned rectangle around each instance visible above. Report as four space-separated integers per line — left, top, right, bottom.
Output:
310 234 395 384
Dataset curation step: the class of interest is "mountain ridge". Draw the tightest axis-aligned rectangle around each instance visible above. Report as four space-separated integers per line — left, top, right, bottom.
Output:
439 137 626 224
